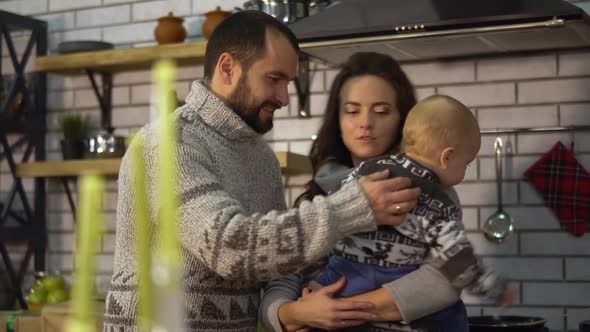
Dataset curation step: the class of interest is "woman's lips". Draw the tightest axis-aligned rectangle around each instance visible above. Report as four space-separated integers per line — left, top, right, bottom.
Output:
357 136 375 142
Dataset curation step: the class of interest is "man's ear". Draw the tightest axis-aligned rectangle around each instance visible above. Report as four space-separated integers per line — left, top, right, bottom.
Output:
216 52 238 85
439 147 455 169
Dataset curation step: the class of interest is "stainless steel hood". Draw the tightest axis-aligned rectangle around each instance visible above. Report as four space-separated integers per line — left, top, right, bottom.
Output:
288 0 590 64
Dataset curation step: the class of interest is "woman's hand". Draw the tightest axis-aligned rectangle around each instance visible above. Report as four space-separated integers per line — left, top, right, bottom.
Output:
278 277 377 331
339 287 403 322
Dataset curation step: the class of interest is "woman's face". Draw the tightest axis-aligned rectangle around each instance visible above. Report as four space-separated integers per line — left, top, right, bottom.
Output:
339 75 400 167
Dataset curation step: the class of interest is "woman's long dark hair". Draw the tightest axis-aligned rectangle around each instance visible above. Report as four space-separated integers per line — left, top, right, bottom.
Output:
295 52 417 206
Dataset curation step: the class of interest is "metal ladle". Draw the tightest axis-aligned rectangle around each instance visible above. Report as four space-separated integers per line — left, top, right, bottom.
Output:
483 137 514 242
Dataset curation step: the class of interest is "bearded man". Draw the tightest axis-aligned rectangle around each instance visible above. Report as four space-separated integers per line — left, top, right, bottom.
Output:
104 10 419 332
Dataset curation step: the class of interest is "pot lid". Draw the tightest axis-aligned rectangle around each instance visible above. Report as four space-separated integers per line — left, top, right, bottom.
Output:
468 316 546 327
158 12 183 22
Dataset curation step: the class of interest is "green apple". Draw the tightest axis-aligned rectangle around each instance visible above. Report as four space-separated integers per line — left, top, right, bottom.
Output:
46 288 69 303
31 280 46 293
27 288 47 305
41 274 66 291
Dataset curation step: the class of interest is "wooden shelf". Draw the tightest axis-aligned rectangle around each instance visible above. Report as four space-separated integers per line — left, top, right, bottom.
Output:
16 152 311 178
275 151 311 175
16 158 122 177
35 41 208 74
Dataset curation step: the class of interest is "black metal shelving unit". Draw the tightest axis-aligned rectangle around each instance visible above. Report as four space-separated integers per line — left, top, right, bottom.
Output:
0 10 47 309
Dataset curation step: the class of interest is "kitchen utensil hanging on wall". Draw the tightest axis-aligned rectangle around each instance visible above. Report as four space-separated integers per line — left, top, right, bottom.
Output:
483 137 514 243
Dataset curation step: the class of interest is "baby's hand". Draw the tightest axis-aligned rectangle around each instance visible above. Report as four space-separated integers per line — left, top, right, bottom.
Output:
497 284 517 308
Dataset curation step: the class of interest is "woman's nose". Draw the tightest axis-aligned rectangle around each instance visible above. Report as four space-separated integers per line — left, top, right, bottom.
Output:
359 111 373 128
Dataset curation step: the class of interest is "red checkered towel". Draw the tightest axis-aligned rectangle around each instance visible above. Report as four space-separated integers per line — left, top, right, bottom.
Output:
523 142 590 236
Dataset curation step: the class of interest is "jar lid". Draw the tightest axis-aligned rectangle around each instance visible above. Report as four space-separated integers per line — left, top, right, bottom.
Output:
158 12 183 22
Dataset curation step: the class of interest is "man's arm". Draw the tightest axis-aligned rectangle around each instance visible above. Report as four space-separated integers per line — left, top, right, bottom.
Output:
137 141 417 283
162 144 376 281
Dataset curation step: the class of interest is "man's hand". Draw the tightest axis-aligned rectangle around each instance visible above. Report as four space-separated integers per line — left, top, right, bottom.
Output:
358 170 420 227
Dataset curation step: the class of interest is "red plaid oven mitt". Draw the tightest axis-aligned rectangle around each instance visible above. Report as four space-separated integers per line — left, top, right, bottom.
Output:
523 142 590 236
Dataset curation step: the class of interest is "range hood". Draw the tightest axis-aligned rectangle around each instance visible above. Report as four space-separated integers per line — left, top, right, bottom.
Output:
288 0 590 64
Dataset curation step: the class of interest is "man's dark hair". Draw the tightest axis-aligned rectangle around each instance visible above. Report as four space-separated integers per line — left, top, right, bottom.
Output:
203 10 299 80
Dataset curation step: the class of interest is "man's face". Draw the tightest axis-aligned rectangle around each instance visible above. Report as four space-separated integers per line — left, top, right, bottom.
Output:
227 31 298 134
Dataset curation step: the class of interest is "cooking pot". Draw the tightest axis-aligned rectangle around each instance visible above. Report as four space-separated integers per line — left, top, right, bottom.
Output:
469 316 547 332
87 133 126 159
242 0 311 23
244 0 286 22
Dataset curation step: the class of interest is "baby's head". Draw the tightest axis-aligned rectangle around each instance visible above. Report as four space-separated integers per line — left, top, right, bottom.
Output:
401 95 480 188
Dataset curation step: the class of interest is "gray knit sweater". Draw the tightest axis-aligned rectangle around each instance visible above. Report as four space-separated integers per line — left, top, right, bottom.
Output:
102 81 377 332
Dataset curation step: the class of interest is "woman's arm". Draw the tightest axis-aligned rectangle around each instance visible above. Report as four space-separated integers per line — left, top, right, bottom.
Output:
259 274 304 332
345 262 461 322
260 179 460 330
261 262 460 331
260 275 377 332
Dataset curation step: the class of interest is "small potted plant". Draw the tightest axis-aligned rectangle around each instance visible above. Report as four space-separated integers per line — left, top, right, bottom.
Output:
59 113 89 160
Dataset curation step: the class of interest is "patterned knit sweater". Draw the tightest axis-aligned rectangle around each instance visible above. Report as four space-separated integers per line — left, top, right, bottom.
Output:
102 81 377 332
338 153 507 300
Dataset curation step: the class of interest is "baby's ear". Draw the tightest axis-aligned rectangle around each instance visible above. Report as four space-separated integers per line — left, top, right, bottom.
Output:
439 147 456 169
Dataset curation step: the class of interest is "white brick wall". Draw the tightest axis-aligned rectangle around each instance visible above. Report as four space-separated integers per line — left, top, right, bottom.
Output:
131 1 192 21
103 22 157 44
522 233 590 255
49 0 101 12
524 283 590 306
0 0 48 16
1 2 590 330
566 258 590 280
477 54 557 81
482 258 563 280
438 83 516 107
402 60 475 85
478 105 558 129
519 78 590 103
76 5 131 29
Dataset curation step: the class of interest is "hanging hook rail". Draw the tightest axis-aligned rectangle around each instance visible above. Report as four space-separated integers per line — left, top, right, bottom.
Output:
480 125 590 135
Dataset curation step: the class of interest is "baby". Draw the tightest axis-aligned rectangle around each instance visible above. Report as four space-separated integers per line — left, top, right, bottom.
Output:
310 95 513 332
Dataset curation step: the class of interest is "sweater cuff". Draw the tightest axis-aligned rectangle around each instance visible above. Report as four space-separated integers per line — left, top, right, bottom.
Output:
382 264 460 323
260 298 291 332
326 180 376 237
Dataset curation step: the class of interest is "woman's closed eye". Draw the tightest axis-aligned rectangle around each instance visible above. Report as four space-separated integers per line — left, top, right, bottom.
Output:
373 106 391 114
343 106 360 114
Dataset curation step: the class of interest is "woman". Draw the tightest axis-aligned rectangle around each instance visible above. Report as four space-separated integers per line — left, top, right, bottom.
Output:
259 52 463 332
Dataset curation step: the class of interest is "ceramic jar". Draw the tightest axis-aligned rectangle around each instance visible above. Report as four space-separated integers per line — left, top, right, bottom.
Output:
154 12 186 44
202 6 232 39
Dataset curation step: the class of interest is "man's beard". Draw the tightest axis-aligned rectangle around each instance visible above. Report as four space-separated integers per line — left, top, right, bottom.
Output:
226 74 279 134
